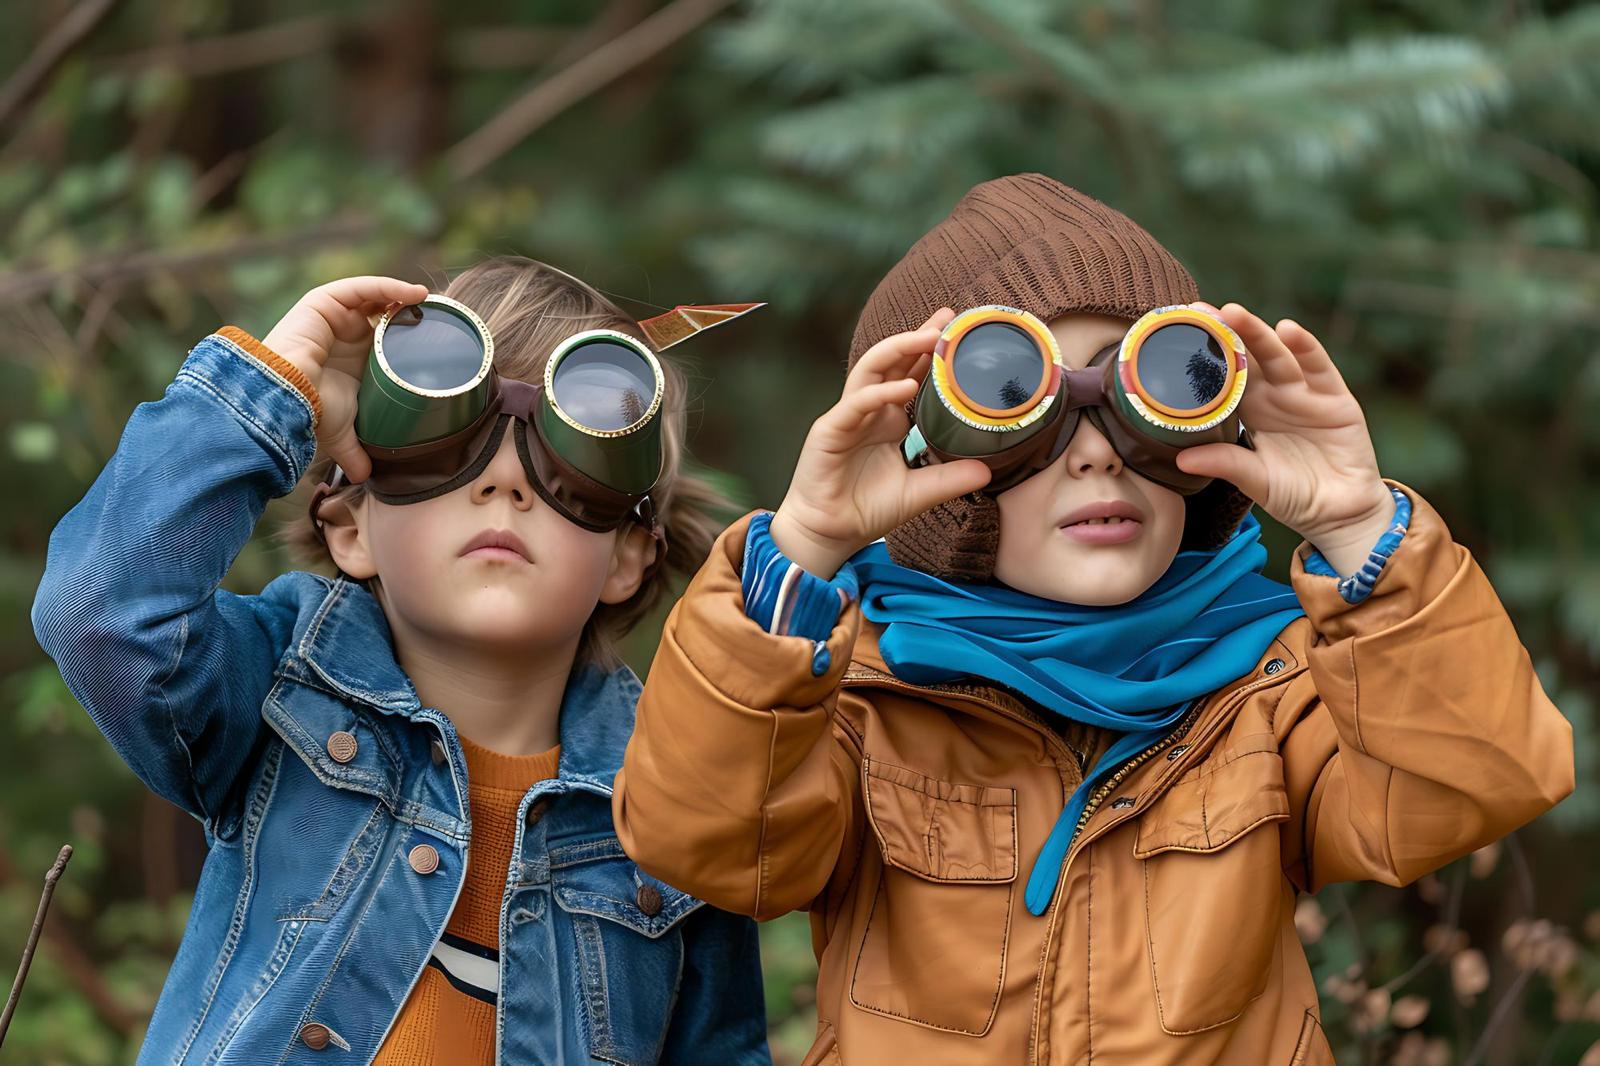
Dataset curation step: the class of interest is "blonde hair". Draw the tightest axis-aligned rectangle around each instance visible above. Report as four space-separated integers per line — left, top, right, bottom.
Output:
285 255 735 666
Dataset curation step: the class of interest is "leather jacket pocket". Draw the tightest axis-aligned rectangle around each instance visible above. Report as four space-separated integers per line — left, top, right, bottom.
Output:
849 757 1016 1037
1135 740 1290 1036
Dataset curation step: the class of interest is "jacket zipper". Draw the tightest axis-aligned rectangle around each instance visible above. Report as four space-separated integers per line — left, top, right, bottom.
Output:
1062 699 1205 855
845 660 1295 1066
1065 663 1298 860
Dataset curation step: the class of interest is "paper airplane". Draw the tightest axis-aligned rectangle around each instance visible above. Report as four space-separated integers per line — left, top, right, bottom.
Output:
638 302 765 351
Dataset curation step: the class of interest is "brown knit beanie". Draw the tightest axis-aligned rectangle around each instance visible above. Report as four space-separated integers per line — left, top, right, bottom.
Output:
850 173 1252 581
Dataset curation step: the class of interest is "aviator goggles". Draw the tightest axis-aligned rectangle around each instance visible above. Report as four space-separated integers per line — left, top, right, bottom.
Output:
903 304 1252 495
310 294 669 547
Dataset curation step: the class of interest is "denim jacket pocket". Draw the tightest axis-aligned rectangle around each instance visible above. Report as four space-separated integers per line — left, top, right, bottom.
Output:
552 836 704 1065
259 680 405 923
850 757 1017 1038
262 679 404 807
1135 738 1291 1036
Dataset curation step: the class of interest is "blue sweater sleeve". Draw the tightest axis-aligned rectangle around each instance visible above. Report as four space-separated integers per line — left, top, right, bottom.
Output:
1300 486 1412 604
31 331 317 837
740 511 858 675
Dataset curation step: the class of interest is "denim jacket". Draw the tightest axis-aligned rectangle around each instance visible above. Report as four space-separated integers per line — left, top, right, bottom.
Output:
31 331 770 1065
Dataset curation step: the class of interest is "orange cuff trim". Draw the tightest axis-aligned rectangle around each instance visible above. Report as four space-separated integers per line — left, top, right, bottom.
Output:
216 325 323 428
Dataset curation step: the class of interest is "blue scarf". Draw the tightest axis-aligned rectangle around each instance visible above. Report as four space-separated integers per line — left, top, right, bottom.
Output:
848 512 1304 915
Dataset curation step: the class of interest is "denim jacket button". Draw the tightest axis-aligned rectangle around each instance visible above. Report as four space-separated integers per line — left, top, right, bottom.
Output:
636 883 663 917
408 844 440 875
299 1022 331 1050
326 731 358 764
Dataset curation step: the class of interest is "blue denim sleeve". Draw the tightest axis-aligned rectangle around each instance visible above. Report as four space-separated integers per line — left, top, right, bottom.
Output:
1300 486 1412 604
659 907 772 1065
740 510 858 676
31 332 318 836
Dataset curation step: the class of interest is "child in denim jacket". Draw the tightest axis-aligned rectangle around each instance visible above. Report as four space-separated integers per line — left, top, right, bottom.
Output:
33 256 769 1065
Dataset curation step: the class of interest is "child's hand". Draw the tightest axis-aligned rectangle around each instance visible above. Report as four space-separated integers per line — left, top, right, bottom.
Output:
769 309 992 579
262 276 430 482
1174 301 1395 575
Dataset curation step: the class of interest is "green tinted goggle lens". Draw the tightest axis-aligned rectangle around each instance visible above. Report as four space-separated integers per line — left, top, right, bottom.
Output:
380 302 489 392
550 339 659 433
355 310 664 530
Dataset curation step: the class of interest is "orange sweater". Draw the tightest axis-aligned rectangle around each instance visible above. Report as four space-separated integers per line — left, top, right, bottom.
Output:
374 735 560 1065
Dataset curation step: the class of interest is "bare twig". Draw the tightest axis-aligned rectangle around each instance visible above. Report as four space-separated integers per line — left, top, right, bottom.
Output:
1380 864 1468 994
103 14 341 79
446 26 575 70
0 0 125 135
1463 966 1537 1066
0 845 73 1049
103 17 577 79
445 0 737 182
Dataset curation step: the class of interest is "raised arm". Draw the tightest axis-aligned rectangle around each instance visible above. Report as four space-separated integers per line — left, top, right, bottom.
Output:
31 276 426 836
615 308 992 918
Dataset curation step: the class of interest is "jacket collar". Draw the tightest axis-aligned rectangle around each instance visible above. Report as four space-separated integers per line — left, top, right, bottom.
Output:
293 577 642 788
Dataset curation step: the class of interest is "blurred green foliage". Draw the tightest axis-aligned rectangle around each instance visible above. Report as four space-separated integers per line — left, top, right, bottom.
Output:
0 1 1597 1063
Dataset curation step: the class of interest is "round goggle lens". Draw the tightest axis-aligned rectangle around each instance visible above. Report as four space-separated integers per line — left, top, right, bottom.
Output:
382 303 487 392
551 340 657 432
1136 323 1230 411
950 322 1046 413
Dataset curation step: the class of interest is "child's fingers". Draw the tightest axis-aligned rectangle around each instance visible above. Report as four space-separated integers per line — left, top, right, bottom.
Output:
1174 442 1267 504
849 317 948 386
1274 318 1347 393
902 459 991 517
322 276 430 312
310 280 428 344
826 378 918 437
1218 303 1303 388
906 351 932 384
321 425 373 484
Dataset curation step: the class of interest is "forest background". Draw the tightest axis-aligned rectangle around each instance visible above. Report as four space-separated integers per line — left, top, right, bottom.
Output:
1 1 1598 1063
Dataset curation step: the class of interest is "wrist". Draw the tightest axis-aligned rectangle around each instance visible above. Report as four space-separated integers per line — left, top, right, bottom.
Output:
261 340 320 389
1305 482 1396 576
768 507 856 581
217 326 324 428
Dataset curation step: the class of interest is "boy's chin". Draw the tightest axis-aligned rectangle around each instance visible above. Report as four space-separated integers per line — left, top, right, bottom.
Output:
997 559 1162 607
438 596 588 650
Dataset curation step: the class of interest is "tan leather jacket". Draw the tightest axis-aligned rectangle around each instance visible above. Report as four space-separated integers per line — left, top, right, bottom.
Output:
614 483 1573 1064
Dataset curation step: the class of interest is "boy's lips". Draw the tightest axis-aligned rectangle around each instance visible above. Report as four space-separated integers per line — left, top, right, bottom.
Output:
459 528 532 563
1057 500 1144 545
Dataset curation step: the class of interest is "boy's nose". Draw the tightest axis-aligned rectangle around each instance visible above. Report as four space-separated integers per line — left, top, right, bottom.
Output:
1061 416 1124 479
469 422 536 509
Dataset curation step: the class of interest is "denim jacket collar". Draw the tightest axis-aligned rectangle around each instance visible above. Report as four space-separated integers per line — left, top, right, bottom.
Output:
291 576 642 789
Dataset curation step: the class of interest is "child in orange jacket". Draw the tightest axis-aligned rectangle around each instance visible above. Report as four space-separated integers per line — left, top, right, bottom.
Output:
611 175 1574 1064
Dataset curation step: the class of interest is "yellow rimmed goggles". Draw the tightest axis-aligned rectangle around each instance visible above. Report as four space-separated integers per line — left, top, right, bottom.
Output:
904 304 1250 494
